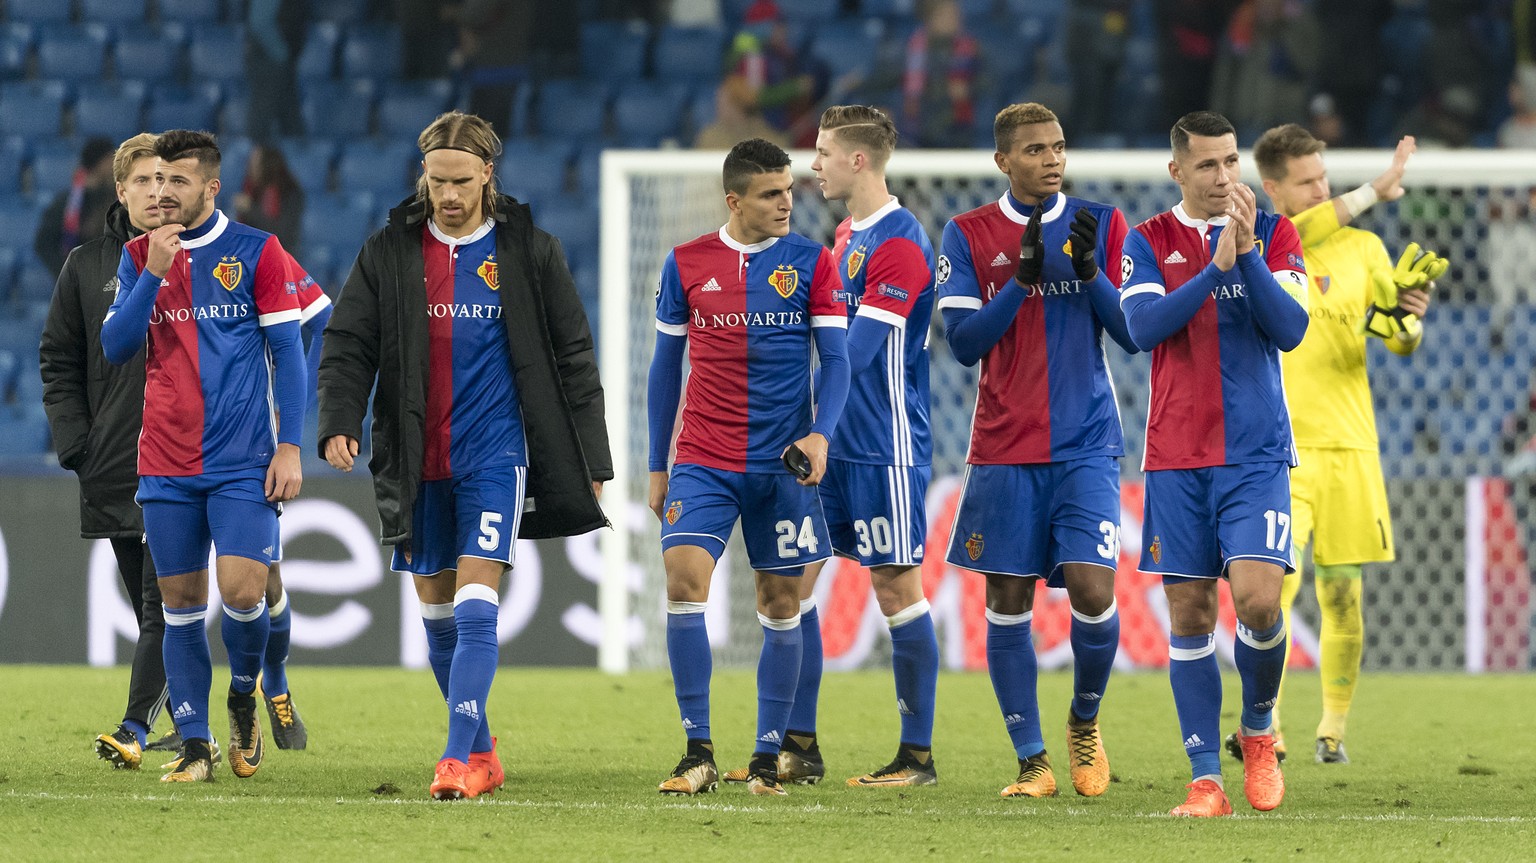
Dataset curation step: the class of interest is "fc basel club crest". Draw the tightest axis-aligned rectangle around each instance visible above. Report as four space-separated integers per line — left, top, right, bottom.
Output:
1149 535 1163 565
768 264 798 299
1315 275 1330 294
965 532 984 561
665 500 682 525
847 246 867 280
477 255 499 291
213 256 243 291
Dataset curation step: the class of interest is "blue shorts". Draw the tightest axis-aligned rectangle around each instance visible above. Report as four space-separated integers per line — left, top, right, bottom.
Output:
660 463 829 574
138 469 279 577
819 459 929 568
946 458 1121 587
392 465 527 576
1140 461 1296 581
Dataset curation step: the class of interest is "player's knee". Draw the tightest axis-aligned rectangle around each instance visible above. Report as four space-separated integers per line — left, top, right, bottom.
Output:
985 573 1034 615
755 574 801 618
1233 594 1280 632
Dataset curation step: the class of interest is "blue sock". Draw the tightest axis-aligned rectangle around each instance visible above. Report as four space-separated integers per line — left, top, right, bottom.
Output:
889 600 938 750
1234 613 1286 733
1169 632 1223 781
786 599 822 736
421 603 457 700
262 589 291 697
666 604 712 741
1069 601 1120 721
755 613 802 756
221 600 269 696
163 604 212 741
122 719 149 748
986 610 1043 759
443 586 499 764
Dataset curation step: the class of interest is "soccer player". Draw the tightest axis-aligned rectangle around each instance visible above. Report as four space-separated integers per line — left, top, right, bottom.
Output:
319 112 612 800
101 130 306 783
40 133 174 768
782 104 940 788
650 138 850 798
1118 111 1310 817
937 103 1139 798
1230 127 1437 765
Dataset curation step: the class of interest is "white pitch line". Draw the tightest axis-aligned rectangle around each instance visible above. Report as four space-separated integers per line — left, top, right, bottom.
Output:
6 789 1533 825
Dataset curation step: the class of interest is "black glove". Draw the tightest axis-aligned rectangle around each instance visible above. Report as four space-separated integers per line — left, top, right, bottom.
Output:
1068 209 1099 282
1015 203 1044 286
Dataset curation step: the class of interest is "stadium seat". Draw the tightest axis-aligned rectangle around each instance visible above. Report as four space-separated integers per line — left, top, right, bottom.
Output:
807 21 882 80
113 26 183 81
29 145 81 198
296 21 340 81
147 86 220 133
13 262 54 306
5 2 70 24
277 137 337 194
336 140 416 199
341 25 402 82
0 247 16 302
35 26 109 82
861 0 917 19
302 78 375 140
611 81 690 147
376 80 454 139
314 0 371 23
156 0 224 24
579 20 649 83
0 349 16 400
534 198 597 270
775 0 839 23
652 26 726 84
534 79 609 140
301 195 375 267
0 138 25 195
216 135 252 197
189 25 246 83
496 138 573 204
218 87 250 138
0 26 29 81
83 0 150 24
0 415 50 457
0 81 67 139
73 82 148 141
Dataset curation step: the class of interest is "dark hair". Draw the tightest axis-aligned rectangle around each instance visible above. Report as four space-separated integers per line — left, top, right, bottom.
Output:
993 102 1059 153
1170 111 1236 157
1252 123 1326 181
154 129 221 179
722 137 792 195
819 104 898 169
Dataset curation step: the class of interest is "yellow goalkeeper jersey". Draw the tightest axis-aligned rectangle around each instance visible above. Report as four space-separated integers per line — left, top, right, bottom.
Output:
1281 201 1416 451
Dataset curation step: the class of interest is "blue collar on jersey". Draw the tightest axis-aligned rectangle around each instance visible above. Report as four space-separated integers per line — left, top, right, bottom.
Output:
1001 191 1067 225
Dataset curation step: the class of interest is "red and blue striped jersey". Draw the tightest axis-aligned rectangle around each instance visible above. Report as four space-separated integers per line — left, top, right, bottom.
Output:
1121 204 1307 470
656 228 845 473
937 192 1130 464
117 210 300 476
420 220 526 481
829 198 935 467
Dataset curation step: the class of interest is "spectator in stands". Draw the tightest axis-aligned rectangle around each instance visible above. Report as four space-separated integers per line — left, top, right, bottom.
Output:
1065 0 1133 137
246 0 308 142
1498 64 1536 148
1307 93 1346 147
397 0 456 79
34 137 117 278
1153 0 1242 130
1311 0 1389 146
890 0 980 148
722 1 828 148
1208 0 1319 138
694 83 791 150
1393 2 1499 148
235 145 306 260
447 0 535 138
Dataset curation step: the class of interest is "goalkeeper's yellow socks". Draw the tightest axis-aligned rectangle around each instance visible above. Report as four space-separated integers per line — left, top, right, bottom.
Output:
1315 565 1364 742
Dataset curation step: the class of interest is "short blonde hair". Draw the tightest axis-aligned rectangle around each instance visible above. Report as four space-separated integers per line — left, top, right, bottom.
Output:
112 132 159 185
819 105 898 170
416 111 503 216
993 102 1058 152
1252 123 1326 181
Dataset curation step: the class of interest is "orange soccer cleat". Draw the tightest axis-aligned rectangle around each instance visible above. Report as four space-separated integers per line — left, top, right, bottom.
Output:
469 736 504 794
1169 779 1233 817
1238 732 1286 811
430 757 478 801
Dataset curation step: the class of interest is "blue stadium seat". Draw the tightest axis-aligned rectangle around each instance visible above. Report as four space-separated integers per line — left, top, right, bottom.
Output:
496 138 572 204
301 194 375 267
295 21 340 81
652 26 725 84
611 80 689 147
188 25 246 83
534 79 610 140
156 0 224 23
0 350 17 400
216 135 251 200
579 20 649 83
29 144 80 198
218 85 249 137
0 26 29 81
314 0 370 23
0 81 67 139
83 0 150 23
35 25 109 82
74 82 148 141
147 86 220 133
0 196 41 265
0 415 50 457
534 198 597 270
13 262 55 306
341 25 402 81
277 137 337 194
775 0 838 23
0 138 25 194
0 247 17 303
376 79 453 139
302 79 375 140
6 2 70 24
114 26 184 81
807 21 881 80
336 140 416 199
861 0 917 19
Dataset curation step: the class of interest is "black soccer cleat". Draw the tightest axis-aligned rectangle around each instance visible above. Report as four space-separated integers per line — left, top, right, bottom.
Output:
264 691 308 751
226 690 265 778
1315 737 1350 764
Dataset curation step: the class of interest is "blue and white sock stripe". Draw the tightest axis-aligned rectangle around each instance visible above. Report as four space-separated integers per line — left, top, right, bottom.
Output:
268 588 288 617
757 612 802 631
667 600 707 615
1236 619 1286 650
985 608 1033 626
1168 632 1216 661
1071 600 1118 625
799 598 817 615
420 600 454 620
454 583 500 608
886 598 930 629
224 600 268 623
164 604 208 626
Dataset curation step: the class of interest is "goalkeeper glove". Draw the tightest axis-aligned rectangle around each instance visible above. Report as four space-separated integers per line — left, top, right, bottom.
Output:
1067 209 1100 282
1014 203 1044 287
1363 242 1448 341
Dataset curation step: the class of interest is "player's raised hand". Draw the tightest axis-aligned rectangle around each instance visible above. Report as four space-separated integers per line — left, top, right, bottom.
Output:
1229 184 1257 251
648 471 669 522
1068 209 1099 282
323 434 359 471
1370 135 1416 203
1212 211 1238 272
1014 203 1044 287
266 443 303 502
144 223 185 278
787 432 829 486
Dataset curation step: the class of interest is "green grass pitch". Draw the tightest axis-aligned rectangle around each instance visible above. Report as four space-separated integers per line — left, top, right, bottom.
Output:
2 666 1532 861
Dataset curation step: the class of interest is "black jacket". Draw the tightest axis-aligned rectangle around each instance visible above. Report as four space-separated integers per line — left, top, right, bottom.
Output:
317 194 612 544
38 202 146 539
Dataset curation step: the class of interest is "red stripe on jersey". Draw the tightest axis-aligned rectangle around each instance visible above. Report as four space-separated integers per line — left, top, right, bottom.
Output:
126 235 206 475
673 242 750 471
859 236 929 318
422 230 455 481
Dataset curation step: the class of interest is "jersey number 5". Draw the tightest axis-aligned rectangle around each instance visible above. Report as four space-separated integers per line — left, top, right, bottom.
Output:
478 512 503 551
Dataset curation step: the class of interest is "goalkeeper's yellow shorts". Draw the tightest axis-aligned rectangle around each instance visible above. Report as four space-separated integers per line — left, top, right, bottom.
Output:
1290 447 1395 566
